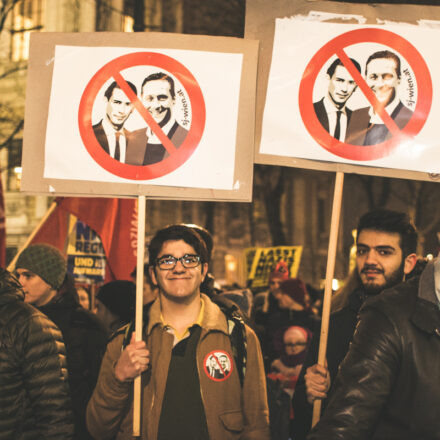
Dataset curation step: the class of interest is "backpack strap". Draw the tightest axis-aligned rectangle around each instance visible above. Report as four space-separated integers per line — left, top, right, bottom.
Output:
224 307 247 387
211 295 247 387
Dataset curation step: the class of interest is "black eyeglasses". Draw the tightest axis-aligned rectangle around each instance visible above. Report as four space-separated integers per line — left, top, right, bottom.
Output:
156 254 201 270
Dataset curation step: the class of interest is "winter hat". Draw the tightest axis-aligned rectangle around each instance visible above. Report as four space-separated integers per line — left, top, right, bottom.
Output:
269 260 290 282
279 277 309 308
283 326 309 344
278 325 312 367
220 288 253 318
15 244 67 290
96 280 136 324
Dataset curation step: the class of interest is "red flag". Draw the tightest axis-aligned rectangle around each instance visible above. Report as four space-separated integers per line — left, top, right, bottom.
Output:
57 197 137 281
31 203 69 251
0 176 6 267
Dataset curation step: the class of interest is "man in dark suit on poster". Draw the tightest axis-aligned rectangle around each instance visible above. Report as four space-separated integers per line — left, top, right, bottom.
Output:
93 81 137 163
346 50 413 146
314 58 361 142
127 72 188 166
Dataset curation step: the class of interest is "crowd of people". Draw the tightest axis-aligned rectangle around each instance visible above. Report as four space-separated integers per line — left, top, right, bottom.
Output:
0 209 438 439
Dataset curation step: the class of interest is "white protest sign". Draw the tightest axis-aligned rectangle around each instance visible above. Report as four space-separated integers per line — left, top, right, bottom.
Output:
261 19 440 174
44 46 242 190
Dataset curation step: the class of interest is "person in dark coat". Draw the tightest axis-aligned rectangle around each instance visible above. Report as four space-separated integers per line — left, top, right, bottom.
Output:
0 268 74 439
15 244 108 440
95 280 136 332
291 209 418 440
263 277 318 369
308 258 440 439
253 260 289 331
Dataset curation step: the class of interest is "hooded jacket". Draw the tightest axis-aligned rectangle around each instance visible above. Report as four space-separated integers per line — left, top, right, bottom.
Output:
87 294 270 440
308 261 440 440
0 270 74 439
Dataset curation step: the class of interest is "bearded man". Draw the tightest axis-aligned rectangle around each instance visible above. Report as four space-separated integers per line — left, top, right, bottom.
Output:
291 209 418 440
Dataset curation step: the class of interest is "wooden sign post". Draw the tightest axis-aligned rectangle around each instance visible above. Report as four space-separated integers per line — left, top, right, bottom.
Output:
133 195 146 438
312 171 344 426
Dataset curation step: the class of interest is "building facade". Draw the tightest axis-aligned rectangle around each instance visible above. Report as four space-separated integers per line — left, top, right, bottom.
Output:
2 0 438 288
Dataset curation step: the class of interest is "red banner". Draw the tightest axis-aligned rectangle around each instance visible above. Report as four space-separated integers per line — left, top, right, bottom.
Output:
31 204 69 251
57 197 137 281
31 197 137 281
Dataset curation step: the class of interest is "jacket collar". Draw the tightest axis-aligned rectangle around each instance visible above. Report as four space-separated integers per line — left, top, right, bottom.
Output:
0 289 23 306
412 261 440 336
0 272 25 306
146 293 229 336
348 286 366 313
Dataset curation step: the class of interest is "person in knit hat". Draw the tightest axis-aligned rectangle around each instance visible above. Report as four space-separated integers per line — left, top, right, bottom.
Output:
268 325 312 397
15 243 108 440
95 280 136 332
275 278 311 312
220 288 253 319
15 243 67 306
263 277 319 369
269 260 290 289
253 260 290 321
253 260 291 355
267 325 313 438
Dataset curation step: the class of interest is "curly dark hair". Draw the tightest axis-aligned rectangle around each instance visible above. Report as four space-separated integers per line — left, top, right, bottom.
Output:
148 224 208 266
357 209 417 258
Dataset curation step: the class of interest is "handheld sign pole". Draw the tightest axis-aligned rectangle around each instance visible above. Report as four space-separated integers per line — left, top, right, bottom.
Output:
311 171 344 428
133 195 146 438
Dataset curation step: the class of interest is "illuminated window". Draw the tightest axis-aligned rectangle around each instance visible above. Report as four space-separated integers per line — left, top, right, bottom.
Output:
123 0 134 32
123 15 134 32
10 0 43 62
7 139 22 191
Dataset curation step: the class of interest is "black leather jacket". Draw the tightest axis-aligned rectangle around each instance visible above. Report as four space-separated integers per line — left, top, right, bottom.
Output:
308 261 440 440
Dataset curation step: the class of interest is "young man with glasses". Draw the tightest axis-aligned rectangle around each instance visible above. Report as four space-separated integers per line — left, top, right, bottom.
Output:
87 224 270 440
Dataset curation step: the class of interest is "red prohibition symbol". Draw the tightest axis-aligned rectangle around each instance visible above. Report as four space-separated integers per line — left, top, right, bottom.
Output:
203 350 233 382
78 52 206 180
298 28 432 161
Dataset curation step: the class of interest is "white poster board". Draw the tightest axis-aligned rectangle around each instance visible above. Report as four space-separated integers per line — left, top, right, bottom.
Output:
45 46 241 189
261 20 439 174
22 33 258 201
246 0 440 182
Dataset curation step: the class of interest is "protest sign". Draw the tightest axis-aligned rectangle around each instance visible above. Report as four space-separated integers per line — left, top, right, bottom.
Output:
67 219 106 282
246 0 440 183
245 245 303 288
262 21 439 174
22 32 258 201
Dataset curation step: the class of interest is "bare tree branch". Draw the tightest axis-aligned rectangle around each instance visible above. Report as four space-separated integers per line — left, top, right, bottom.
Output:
0 63 26 80
0 118 23 150
0 0 22 34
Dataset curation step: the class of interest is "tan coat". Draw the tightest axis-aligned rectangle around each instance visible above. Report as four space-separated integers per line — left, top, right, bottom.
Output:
86 294 270 440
